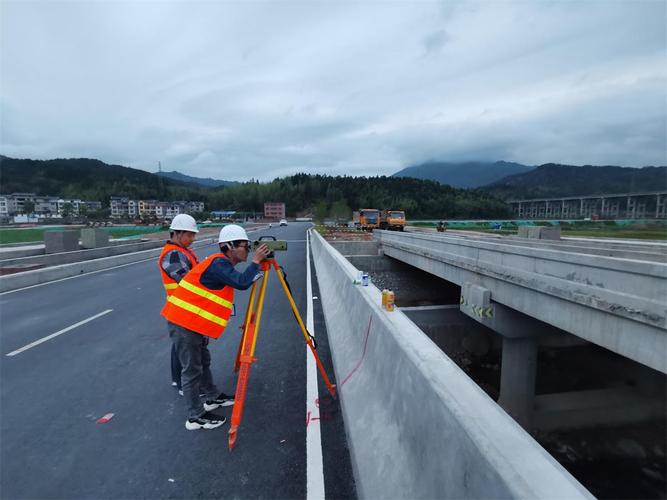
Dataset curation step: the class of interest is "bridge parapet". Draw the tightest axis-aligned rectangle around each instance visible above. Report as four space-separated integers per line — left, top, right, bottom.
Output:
311 229 591 499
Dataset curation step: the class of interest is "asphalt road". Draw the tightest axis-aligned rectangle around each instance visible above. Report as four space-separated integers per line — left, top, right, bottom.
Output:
0 222 356 499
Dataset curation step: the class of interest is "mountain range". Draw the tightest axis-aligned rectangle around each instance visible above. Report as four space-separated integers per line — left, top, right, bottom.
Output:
156 170 238 188
482 163 667 200
393 161 534 188
2 156 664 206
0 156 208 203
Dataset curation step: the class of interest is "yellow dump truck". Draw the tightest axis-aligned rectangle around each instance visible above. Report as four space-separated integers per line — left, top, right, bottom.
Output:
353 209 381 231
380 210 406 231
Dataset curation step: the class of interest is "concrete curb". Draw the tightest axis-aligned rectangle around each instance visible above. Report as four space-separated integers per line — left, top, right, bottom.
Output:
310 229 591 499
0 239 167 268
0 237 217 293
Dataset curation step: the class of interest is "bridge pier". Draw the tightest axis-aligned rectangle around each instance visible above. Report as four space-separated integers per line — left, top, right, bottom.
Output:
498 336 537 428
458 281 665 432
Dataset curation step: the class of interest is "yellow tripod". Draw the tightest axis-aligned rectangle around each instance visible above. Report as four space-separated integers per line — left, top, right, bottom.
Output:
228 256 337 450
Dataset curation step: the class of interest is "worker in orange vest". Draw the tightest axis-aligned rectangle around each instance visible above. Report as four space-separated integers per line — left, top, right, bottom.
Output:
162 224 270 430
158 214 200 395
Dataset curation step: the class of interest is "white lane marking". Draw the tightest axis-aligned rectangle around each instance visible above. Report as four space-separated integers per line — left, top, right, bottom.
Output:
5 309 113 356
306 229 325 500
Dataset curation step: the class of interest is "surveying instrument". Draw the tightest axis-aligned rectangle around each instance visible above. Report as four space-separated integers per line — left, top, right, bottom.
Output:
228 236 337 450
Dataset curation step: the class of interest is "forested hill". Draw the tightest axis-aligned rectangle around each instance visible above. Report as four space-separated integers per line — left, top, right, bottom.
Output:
0 156 207 202
156 170 238 188
393 160 534 188
205 174 512 219
0 156 512 218
483 163 667 200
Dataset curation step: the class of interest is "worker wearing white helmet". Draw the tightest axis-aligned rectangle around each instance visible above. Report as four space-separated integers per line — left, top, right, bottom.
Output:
162 224 269 430
158 213 201 395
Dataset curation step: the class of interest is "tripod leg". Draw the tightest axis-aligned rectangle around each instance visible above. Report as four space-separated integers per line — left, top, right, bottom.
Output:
228 266 270 451
271 261 337 398
235 280 259 372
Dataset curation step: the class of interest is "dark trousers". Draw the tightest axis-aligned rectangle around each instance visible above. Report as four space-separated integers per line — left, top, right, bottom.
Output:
171 343 182 388
168 321 219 419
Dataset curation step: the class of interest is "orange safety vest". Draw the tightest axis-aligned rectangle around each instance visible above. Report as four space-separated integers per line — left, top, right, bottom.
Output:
158 242 199 296
161 253 235 339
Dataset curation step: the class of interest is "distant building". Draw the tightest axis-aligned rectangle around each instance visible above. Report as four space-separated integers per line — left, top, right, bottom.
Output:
173 200 205 214
156 202 182 219
0 196 8 217
125 200 137 217
83 200 103 211
6 193 36 215
264 202 285 220
109 196 204 220
0 193 103 218
57 198 83 216
34 196 60 216
210 210 236 220
110 196 131 218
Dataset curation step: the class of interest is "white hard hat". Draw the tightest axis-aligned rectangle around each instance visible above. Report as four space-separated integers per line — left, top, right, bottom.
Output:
169 214 199 233
218 224 249 243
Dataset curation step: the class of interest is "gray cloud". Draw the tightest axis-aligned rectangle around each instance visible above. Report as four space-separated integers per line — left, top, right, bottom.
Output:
1 0 665 182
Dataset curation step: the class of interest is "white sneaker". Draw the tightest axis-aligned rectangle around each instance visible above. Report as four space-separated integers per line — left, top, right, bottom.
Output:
185 413 226 430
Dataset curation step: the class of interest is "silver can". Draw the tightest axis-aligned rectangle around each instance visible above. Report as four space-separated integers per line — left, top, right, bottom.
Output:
361 273 369 286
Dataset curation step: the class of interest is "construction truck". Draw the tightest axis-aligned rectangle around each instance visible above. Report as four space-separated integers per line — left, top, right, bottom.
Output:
352 208 380 231
379 210 406 231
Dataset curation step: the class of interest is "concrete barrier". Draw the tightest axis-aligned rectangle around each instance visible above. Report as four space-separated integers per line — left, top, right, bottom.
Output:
0 238 216 293
0 246 43 259
44 230 79 253
518 226 561 240
0 239 167 268
310 230 591 499
80 228 110 248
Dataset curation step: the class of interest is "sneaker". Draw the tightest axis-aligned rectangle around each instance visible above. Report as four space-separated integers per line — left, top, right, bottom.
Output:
185 412 226 430
203 392 235 411
171 381 178 387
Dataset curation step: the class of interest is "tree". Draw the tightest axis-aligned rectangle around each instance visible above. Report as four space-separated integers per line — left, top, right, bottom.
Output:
314 201 328 223
189 211 209 222
61 203 74 218
86 208 110 221
330 199 351 223
22 201 35 215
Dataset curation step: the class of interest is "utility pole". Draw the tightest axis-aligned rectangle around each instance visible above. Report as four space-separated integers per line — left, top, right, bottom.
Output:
157 161 165 199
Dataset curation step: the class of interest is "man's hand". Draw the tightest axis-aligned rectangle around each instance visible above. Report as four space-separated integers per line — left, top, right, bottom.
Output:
252 243 270 264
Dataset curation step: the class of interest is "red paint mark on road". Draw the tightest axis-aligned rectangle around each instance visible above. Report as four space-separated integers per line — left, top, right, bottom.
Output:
96 413 115 424
306 410 318 427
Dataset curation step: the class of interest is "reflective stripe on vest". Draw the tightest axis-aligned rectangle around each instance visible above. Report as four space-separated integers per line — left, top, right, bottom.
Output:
178 280 233 309
161 253 235 338
166 295 228 327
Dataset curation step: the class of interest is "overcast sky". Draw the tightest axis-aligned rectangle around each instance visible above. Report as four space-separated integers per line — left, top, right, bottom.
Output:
1 0 665 182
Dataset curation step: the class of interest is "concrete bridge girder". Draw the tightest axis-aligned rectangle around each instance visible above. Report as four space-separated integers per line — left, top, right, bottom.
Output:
459 282 664 431
376 231 667 374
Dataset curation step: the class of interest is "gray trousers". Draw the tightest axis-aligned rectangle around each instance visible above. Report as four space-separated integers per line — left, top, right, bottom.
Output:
168 321 220 419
